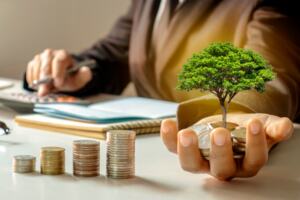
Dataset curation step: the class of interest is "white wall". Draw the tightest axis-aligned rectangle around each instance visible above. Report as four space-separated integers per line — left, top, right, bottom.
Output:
0 0 130 79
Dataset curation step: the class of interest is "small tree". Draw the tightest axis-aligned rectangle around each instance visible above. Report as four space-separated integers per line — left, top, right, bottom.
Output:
177 42 275 128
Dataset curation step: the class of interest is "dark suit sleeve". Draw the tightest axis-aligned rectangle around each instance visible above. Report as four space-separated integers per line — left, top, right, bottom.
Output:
69 2 135 97
23 1 135 97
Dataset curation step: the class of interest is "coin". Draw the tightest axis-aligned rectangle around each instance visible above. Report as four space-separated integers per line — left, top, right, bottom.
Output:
73 140 100 177
198 130 211 158
13 155 36 173
106 130 135 179
233 142 246 153
41 146 65 153
209 121 238 131
40 146 65 175
231 127 246 143
192 123 246 160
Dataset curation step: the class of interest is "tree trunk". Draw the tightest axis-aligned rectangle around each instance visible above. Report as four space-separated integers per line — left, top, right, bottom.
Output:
220 101 227 128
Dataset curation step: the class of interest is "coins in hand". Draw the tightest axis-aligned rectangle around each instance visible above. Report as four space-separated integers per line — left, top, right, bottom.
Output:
106 130 136 179
191 124 212 160
191 123 246 160
231 127 246 153
73 140 100 177
40 147 65 175
13 155 36 173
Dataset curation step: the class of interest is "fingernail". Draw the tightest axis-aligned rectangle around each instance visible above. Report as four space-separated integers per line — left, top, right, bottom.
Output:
250 121 261 135
213 131 226 146
180 132 193 147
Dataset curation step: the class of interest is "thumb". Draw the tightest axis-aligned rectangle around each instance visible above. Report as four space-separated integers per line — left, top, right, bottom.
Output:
265 117 294 143
63 66 92 91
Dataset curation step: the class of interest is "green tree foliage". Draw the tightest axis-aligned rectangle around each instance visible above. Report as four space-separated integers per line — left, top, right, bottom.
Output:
177 42 275 127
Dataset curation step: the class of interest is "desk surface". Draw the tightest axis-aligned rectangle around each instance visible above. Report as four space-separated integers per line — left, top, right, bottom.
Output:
0 78 300 200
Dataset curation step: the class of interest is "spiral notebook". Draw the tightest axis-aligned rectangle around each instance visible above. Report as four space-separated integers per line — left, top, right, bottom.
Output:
15 114 165 139
15 97 178 139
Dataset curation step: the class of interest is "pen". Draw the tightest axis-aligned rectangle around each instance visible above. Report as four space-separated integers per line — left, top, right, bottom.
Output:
31 59 96 88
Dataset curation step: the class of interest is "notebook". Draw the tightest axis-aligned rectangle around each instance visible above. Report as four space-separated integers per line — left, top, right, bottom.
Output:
15 97 178 139
34 97 178 123
15 114 164 139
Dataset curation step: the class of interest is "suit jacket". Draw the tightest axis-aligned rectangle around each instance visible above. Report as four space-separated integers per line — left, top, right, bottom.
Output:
61 0 300 126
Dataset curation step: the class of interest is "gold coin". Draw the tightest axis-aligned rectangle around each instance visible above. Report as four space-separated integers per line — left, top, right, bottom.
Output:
40 146 65 175
209 121 238 131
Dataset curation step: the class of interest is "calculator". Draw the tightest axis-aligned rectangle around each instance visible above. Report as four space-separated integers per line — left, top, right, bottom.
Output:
0 92 89 112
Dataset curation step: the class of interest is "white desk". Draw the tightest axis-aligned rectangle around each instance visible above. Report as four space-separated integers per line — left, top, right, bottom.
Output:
0 79 300 200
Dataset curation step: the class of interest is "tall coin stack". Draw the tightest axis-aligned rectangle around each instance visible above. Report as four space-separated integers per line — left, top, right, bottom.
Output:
40 147 65 175
13 155 36 173
73 140 100 177
106 130 136 179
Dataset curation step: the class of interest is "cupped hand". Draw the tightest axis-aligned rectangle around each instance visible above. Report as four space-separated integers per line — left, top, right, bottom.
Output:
160 113 294 181
26 49 92 96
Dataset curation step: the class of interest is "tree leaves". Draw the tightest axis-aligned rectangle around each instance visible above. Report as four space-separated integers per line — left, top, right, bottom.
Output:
177 42 276 99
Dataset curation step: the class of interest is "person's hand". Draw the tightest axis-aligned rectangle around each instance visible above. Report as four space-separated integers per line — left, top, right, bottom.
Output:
26 49 92 96
160 113 294 181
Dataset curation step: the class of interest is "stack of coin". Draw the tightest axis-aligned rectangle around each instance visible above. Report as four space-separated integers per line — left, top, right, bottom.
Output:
198 132 211 160
40 147 65 175
192 123 246 160
13 155 36 173
106 130 135 179
231 127 246 154
73 140 100 177
191 123 213 160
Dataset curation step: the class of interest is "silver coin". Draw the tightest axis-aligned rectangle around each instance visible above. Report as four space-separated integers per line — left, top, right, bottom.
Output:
14 155 36 161
231 127 246 143
13 155 36 173
106 130 136 179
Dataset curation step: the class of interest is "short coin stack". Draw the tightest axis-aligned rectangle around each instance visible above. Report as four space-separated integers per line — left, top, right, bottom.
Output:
73 140 100 177
13 155 36 173
192 123 246 160
106 130 136 179
40 147 65 175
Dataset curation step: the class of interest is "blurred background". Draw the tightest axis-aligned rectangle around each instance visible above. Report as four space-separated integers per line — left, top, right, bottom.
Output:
0 0 130 79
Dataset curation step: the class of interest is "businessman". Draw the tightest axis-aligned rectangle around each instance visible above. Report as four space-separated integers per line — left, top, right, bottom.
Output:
25 0 298 180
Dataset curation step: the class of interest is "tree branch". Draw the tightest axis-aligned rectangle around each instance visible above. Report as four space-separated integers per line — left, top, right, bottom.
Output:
221 91 228 102
210 90 217 95
227 92 237 104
